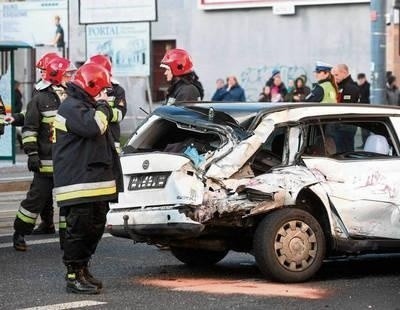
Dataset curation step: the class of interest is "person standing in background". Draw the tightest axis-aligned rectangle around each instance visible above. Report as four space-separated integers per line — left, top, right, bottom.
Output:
211 76 246 102
53 15 65 56
357 73 370 104
331 64 360 103
305 62 338 103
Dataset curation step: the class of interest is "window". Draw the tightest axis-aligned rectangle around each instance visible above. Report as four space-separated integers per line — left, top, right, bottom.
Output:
302 119 398 158
250 127 286 175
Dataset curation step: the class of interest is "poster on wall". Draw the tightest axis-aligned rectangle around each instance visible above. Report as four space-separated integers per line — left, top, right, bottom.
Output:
199 0 369 10
0 69 12 158
86 22 150 77
0 1 68 47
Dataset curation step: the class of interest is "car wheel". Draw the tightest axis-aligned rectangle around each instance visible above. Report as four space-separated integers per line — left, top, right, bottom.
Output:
254 208 326 283
170 247 229 266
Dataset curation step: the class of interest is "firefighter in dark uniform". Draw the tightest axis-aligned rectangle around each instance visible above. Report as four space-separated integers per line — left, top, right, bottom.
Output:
332 64 360 103
160 48 204 105
12 57 71 251
87 54 127 154
0 95 5 136
52 63 122 294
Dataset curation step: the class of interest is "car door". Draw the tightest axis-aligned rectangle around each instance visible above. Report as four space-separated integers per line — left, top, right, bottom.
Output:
301 117 400 239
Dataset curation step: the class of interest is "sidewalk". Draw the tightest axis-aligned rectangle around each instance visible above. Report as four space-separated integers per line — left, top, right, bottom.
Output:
0 152 33 234
0 152 32 192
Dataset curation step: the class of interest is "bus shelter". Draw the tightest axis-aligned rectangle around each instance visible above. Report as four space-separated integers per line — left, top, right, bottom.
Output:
0 41 32 163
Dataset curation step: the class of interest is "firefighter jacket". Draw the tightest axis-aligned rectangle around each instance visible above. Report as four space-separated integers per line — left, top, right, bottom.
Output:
52 83 122 208
0 96 5 135
22 84 61 175
107 82 127 151
165 72 204 105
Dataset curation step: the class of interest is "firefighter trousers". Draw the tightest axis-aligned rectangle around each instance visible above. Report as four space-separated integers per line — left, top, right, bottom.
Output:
14 173 54 235
62 201 109 267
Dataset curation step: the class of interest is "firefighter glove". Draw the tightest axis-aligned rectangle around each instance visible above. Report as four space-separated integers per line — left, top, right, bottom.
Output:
27 153 42 172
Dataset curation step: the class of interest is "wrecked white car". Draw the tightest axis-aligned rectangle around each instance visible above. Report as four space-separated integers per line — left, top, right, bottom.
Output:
107 103 400 283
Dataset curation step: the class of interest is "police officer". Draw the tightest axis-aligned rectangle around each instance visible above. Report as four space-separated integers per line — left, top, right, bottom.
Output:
13 57 71 251
331 64 360 103
160 48 204 105
87 54 127 154
305 61 338 103
52 63 122 294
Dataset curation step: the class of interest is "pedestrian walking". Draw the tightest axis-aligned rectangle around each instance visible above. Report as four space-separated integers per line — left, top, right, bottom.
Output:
160 48 204 105
52 63 122 294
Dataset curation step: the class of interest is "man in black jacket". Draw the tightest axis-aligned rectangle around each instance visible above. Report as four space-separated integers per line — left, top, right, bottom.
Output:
53 63 122 294
332 64 360 103
357 73 370 104
331 64 361 152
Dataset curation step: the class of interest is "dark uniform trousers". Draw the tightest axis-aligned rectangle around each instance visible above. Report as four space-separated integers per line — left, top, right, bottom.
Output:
62 201 109 267
14 173 53 234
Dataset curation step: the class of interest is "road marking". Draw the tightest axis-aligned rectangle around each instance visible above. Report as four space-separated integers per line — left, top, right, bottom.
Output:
138 277 332 299
0 233 112 248
19 300 107 310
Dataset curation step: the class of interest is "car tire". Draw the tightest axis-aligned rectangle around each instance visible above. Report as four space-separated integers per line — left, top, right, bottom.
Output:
254 208 326 283
170 247 229 266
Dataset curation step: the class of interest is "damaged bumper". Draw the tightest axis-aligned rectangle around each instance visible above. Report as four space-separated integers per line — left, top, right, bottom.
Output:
106 208 205 239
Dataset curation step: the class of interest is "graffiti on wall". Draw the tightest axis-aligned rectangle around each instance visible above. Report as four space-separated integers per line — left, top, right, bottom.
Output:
240 65 309 101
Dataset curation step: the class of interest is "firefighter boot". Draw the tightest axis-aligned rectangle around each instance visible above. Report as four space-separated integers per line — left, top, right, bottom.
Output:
66 266 99 294
13 232 27 251
32 207 55 235
83 264 103 289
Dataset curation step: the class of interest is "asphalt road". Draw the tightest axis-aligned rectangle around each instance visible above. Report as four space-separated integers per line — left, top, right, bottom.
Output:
0 232 400 310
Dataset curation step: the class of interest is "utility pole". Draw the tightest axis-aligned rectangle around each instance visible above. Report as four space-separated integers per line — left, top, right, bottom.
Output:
370 0 387 104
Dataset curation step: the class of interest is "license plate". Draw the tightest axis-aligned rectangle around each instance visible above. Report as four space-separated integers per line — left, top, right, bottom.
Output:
128 172 171 191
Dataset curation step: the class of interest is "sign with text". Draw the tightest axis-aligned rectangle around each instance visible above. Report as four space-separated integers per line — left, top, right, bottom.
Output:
0 1 68 47
79 0 157 24
86 23 150 77
199 0 369 10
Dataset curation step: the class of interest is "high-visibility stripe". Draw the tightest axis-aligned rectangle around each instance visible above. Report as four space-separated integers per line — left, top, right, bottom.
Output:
54 180 116 202
16 206 38 225
94 110 108 134
17 212 36 224
55 186 116 202
59 214 66 229
111 108 122 123
39 165 53 173
41 160 53 166
107 96 116 107
22 136 37 143
41 116 56 124
54 114 67 132
19 206 38 219
41 110 57 117
22 131 37 138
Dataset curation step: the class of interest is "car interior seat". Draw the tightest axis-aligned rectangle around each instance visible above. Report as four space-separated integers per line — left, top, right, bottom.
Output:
363 134 389 155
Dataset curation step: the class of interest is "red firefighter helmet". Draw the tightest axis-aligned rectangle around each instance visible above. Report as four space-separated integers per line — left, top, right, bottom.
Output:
160 48 194 76
88 54 112 74
44 57 70 85
72 63 111 97
36 52 59 70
